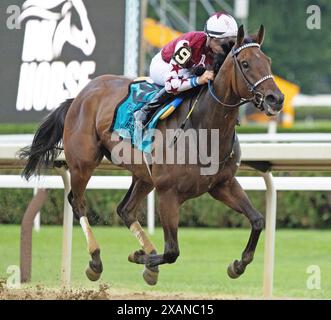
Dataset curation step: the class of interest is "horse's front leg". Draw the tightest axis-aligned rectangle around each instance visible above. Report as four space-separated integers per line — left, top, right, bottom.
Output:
209 178 265 278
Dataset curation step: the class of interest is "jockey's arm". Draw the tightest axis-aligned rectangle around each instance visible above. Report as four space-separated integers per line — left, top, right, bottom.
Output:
164 59 214 93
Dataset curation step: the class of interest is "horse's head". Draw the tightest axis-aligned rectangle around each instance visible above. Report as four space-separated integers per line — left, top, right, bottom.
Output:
219 25 284 116
64 0 96 56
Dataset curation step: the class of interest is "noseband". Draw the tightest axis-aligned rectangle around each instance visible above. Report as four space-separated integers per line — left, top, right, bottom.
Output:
208 43 274 109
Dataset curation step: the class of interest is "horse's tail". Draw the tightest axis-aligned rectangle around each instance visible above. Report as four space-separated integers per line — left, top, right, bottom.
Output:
19 99 74 180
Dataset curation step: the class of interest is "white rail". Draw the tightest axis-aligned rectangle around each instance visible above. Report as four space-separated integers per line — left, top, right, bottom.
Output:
1 175 331 191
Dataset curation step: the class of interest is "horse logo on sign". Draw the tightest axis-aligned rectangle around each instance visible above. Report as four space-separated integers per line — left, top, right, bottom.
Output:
16 0 96 111
18 0 96 59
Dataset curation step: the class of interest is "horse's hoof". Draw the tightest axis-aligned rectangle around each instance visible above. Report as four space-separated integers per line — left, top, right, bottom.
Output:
143 267 159 286
128 252 136 263
85 264 101 281
128 249 146 264
227 260 242 279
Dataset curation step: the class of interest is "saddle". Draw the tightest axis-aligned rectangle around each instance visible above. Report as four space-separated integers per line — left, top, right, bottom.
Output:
132 77 184 121
111 80 183 131
110 79 201 153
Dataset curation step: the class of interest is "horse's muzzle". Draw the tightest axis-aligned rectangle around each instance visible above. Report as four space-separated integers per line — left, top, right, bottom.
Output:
263 91 284 116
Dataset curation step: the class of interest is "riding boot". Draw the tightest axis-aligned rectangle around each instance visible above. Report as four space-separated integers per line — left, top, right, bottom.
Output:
134 88 173 129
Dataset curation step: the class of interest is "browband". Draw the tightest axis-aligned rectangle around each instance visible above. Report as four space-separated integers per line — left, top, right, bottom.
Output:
232 43 260 56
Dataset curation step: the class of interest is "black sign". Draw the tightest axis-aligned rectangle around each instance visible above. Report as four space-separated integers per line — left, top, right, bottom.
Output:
0 0 126 122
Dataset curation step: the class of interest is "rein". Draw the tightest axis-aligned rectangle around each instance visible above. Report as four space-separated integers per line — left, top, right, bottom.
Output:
169 87 204 147
208 43 273 109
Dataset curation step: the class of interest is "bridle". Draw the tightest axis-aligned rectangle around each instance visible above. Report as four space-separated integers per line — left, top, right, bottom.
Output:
208 42 274 109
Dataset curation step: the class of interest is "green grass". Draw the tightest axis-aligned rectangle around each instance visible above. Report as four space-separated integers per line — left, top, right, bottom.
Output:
0 121 330 134
0 123 38 134
236 121 331 133
1 225 330 299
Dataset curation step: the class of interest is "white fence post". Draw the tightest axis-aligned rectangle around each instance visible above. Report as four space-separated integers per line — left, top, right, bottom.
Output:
56 168 73 289
33 187 41 232
124 0 140 77
261 171 277 299
147 189 155 235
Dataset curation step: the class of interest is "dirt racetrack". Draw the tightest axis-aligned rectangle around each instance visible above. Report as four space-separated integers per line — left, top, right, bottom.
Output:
0 281 243 300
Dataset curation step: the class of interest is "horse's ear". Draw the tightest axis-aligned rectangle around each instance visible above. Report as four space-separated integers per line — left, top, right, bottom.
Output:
256 24 265 45
236 25 245 47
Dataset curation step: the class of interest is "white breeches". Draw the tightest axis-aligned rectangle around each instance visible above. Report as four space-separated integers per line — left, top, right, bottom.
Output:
149 52 170 86
149 51 195 94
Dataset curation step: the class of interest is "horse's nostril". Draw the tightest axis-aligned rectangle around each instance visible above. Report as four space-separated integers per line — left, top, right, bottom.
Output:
266 93 284 107
266 94 277 105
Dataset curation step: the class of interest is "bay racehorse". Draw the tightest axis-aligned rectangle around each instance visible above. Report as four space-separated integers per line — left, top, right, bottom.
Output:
20 26 284 285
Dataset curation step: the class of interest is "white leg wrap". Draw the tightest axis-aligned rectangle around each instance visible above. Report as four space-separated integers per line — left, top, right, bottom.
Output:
80 216 99 254
80 216 90 242
130 221 156 254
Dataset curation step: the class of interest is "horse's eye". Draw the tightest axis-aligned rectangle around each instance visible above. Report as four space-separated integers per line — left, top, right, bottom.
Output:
242 61 249 69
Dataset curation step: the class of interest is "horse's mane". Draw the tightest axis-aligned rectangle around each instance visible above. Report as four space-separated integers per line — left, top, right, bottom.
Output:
19 0 67 22
212 37 255 74
212 41 234 73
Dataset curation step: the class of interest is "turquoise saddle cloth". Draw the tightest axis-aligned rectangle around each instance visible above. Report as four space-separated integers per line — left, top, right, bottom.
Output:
111 81 183 153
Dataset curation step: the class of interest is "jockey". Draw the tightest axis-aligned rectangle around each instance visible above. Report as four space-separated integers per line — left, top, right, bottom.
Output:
134 12 238 129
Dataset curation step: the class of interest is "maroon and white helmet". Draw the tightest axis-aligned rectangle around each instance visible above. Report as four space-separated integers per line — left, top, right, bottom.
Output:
204 12 238 38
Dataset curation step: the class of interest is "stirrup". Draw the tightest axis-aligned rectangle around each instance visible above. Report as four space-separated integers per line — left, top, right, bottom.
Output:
134 111 147 130
135 120 144 130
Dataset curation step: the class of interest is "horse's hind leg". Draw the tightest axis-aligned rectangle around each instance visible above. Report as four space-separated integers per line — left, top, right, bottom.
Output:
209 178 265 278
66 138 103 281
116 177 159 285
138 190 181 269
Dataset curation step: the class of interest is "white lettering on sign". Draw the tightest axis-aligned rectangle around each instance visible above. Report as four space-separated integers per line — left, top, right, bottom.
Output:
17 61 95 111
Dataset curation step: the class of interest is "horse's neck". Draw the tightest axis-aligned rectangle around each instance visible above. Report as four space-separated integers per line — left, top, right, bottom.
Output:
193 69 240 156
